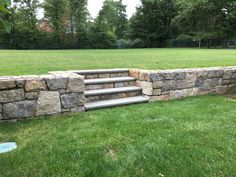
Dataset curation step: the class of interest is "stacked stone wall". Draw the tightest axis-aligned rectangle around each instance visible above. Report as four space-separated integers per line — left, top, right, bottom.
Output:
130 67 236 101
0 73 85 121
1 67 236 122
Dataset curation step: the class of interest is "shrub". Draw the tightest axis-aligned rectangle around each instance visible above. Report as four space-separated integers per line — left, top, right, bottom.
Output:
117 39 130 48
130 38 146 48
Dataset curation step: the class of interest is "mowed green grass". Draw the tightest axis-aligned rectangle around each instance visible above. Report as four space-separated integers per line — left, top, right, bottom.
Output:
0 49 236 76
0 96 236 177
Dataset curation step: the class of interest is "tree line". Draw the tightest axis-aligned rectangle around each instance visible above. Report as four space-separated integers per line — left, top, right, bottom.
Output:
1 0 236 49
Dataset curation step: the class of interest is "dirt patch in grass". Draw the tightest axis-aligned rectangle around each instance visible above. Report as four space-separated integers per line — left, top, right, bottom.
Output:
106 147 118 160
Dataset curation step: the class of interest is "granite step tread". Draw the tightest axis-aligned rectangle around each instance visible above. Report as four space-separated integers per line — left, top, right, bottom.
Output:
74 69 129 75
85 96 149 110
85 77 135 85
85 86 142 96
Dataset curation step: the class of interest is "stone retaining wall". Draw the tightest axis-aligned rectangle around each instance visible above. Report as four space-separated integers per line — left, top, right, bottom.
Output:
130 67 236 101
0 72 85 121
1 66 236 122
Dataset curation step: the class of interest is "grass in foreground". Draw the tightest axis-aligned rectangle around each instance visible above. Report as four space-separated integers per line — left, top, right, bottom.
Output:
0 95 236 177
0 49 236 76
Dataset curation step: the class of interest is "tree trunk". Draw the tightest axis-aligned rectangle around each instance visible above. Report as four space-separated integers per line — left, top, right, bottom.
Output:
223 40 229 48
70 14 74 36
207 39 211 48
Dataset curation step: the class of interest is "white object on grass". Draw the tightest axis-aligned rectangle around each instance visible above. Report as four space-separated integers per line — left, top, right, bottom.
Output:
0 142 17 154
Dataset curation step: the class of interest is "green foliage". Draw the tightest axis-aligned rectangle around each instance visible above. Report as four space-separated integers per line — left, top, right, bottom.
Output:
0 4 9 13
130 38 146 48
68 0 89 48
117 39 130 48
1 0 236 49
89 23 117 49
176 34 193 41
129 0 179 47
174 0 236 47
87 0 128 49
129 0 236 48
96 0 128 39
0 19 11 33
43 0 66 45
0 0 11 33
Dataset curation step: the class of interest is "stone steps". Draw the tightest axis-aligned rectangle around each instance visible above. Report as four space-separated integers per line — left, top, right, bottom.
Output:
85 86 142 102
86 91 141 102
85 77 136 90
75 68 129 75
75 69 129 79
78 69 150 110
85 86 142 96
85 77 135 85
85 96 149 110
85 81 136 90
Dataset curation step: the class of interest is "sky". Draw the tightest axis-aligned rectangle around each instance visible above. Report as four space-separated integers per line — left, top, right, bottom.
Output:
37 0 141 19
88 0 141 18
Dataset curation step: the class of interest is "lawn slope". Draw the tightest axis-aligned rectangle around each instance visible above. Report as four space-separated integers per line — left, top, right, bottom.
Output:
0 49 236 76
0 95 236 177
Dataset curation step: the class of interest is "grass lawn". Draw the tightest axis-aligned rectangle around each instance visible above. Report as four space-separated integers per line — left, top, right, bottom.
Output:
0 48 236 76
0 95 236 177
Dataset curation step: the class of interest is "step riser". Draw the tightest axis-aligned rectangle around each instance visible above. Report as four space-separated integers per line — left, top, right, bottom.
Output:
86 91 141 102
83 72 129 79
85 81 136 90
